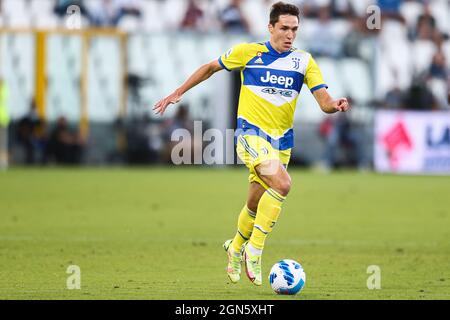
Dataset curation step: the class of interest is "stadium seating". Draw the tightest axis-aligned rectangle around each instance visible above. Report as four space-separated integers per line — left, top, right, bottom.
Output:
339 58 373 105
160 0 188 31
377 20 413 95
117 15 141 33
411 40 437 75
141 0 164 32
242 0 272 36
0 33 35 119
428 77 449 109
315 57 345 98
399 0 423 30
347 0 376 17
429 0 449 34
0 0 447 121
30 0 58 29
2 0 31 28
46 35 82 121
444 41 450 69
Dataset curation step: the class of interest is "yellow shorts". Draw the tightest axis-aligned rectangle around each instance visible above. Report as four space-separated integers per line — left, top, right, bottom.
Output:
236 134 291 189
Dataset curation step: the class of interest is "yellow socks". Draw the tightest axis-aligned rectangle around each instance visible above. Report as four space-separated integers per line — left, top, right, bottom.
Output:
249 188 285 251
231 189 286 254
232 205 256 253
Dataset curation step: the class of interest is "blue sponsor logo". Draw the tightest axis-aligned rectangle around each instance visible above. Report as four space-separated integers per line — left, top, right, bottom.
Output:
426 125 450 148
261 87 293 97
243 68 303 92
260 71 294 88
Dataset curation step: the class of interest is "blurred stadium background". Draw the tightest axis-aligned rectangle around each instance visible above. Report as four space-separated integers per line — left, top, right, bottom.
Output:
1 0 450 301
0 0 449 171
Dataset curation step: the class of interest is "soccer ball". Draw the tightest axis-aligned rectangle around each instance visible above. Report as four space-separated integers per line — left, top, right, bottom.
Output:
269 259 306 295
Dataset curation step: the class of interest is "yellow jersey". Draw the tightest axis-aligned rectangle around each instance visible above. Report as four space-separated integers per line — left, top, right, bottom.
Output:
219 41 327 150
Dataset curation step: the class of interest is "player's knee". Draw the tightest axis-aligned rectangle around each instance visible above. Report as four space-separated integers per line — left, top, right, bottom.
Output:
274 176 291 197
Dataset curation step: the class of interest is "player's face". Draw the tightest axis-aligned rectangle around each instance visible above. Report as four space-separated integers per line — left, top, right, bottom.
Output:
269 15 299 52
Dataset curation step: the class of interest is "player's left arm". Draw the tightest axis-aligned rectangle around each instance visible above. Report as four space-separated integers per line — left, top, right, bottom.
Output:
312 87 350 114
305 54 350 114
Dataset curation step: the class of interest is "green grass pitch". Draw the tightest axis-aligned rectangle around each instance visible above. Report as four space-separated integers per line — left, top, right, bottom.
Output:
0 167 449 300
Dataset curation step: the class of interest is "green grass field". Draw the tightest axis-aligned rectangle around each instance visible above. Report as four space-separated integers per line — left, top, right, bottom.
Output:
0 167 449 300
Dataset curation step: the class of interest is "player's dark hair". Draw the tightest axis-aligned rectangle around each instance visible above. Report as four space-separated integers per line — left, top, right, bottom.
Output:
269 2 300 26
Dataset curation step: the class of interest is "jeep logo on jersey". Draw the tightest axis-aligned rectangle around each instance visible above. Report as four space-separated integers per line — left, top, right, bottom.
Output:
260 71 294 89
262 88 293 97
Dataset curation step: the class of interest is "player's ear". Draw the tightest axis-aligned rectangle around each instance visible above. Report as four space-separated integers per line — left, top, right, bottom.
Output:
268 23 274 34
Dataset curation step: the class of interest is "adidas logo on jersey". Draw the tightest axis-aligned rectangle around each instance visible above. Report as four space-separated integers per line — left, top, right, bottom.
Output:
254 57 264 64
260 71 294 88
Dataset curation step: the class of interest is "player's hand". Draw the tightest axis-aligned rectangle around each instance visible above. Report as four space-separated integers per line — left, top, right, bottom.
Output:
153 91 182 115
334 98 350 112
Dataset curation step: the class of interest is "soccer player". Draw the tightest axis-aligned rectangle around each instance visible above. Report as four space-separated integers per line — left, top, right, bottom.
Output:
153 2 350 286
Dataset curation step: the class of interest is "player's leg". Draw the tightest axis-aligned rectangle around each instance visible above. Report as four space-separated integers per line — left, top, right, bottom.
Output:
228 134 290 285
246 181 266 213
244 159 291 285
250 159 290 250
224 182 265 283
230 182 266 252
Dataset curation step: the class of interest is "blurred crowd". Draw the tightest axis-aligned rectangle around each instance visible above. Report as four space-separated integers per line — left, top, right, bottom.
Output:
1 0 448 110
12 101 86 165
0 0 449 169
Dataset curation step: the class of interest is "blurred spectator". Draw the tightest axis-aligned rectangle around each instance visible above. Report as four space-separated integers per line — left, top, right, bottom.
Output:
384 86 405 109
298 0 322 18
427 49 449 109
160 104 200 164
404 77 438 110
88 0 119 26
414 2 437 41
377 0 401 13
331 0 354 18
46 116 84 164
54 0 92 22
300 0 358 19
108 117 127 163
16 99 47 164
428 50 447 81
180 0 205 31
219 0 250 33
308 5 342 57
377 0 404 21
447 86 450 108
342 17 368 58
112 0 142 26
0 78 9 170
68 0 142 27
319 106 368 170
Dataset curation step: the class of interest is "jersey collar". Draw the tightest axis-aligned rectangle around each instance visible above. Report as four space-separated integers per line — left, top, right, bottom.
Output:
265 41 293 57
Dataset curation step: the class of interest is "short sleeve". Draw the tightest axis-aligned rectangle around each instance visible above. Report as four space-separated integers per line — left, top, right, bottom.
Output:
218 43 247 72
304 55 328 93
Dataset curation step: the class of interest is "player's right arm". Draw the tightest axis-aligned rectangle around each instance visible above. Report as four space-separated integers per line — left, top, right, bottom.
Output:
153 43 247 115
153 60 223 115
